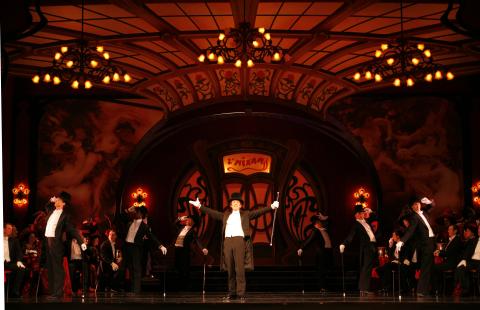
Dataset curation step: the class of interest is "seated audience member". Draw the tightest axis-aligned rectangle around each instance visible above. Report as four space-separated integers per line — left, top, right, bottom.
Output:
455 223 480 296
4 223 26 297
99 230 124 292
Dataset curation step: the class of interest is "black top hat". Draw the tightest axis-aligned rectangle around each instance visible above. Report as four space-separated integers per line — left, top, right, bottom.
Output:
135 206 148 217
58 191 72 205
354 204 365 214
228 192 244 205
408 195 421 207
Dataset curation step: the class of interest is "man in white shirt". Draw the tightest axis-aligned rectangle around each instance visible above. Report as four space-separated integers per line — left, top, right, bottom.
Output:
4 223 26 297
44 191 87 299
100 230 123 292
455 223 480 296
190 192 279 301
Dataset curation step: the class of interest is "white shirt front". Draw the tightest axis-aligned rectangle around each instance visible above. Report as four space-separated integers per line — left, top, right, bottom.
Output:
356 219 376 242
4 237 10 263
45 209 63 237
126 219 143 243
70 240 82 260
318 228 332 248
416 211 435 237
472 239 480 261
110 242 116 259
224 210 244 238
175 226 192 247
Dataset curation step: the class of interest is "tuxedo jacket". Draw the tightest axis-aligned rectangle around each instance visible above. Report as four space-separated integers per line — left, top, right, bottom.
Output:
438 235 462 267
401 212 434 246
343 221 376 249
100 240 117 265
301 228 330 252
174 219 203 250
120 211 164 249
45 207 83 245
461 237 479 262
5 237 23 263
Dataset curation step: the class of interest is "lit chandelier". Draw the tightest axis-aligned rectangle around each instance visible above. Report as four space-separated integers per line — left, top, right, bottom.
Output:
353 0 454 87
32 0 130 89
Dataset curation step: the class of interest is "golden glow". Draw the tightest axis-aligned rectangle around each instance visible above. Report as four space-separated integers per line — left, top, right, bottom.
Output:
218 32 225 41
406 78 414 87
124 73 132 82
235 59 242 68
252 41 259 47
43 73 51 83
424 49 431 58
198 54 206 62
102 75 111 84
365 71 372 80
223 153 272 175
113 72 120 81
264 33 271 41
103 52 110 60
84 80 92 89
217 55 225 65
71 80 79 89
411 58 419 65
435 70 442 80
53 76 61 85
446 71 454 80
353 72 361 80
258 27 265 34
393 78 401 87
90 60 98 68
374 73 382 82
387 58 394 66
381 44 389 51
54 52 62 60
208 53 215 60
425 73 433 82
247 59 254 67
32 75 40 83
66 60 74 68
417 43 425 51
375 50 382 58
96 46 104 53
61 46 69 53
273 52 281 61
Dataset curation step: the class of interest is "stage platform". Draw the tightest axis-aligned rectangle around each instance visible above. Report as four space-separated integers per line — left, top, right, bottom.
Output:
6 292 480 310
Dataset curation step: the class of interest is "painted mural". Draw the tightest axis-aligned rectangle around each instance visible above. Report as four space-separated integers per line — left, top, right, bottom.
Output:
329 96 463 219
37 99 163 222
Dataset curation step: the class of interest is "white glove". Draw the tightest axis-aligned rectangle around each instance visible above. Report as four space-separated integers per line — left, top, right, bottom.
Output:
396 241 404 250
111 262 119 271
189 198 202 209
179 215 188 221
271 201 279 209
388 238 394 247
159 245 167 255
391 260 399 264
202 248 208 255
457 260 467 268
339 244 345 253
81 243 87 251
50 196 57 203
403 259 410 266
420 197 433 205
297 249 303 256
17 261 26 269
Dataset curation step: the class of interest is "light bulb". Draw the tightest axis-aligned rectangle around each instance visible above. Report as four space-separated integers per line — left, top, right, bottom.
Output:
218 32 225 41
417 43 425 51
446 71 454 80
264 33 271 41
53 76 61 85
424 49 431 58
32 75 40 83
273 52 281 61
71 80 79 89
365 71 372 80
198 54 205 62
96 46 104 53
90 60 98 68
381 44 389 51
247 59 254 67
208 53 215 60
103 52 110 60
54 52 62 60
393 78 401 87
406 78 414 87
66 60 74 68
374 73 382 82
411 58 419 65
61 46 68 53
102 76 111 84
124 73 132 82
258 27 265 34
217 55 225 65
375 50 382 58
425 73 433 82
435 70 442 80
43 73 51 83
253 41 259 47
85 80 92 89
235 59 242 68
353 72 361 80
113 73 120 81
387 58 394 65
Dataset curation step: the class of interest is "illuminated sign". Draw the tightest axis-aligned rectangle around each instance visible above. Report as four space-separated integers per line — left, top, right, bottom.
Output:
223 153 271 175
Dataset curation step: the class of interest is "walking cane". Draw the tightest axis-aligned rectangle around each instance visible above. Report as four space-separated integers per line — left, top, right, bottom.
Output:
163 257 166 298
82 250 88 298
269 192 280 246
202 255 207 295
398 261 402 300
35 268 43 301
298 255 304 294
341 252 346 297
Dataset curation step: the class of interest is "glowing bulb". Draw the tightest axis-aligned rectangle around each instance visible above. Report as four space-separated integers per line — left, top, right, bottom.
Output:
124 73 131 82
417 43 425 51
353 72 361 80
53 76 61 85
90 60 98 68
273 52 281 61
374 73 382 82
435 70 442 80
365 71 372 80
425 73 433 82
71 80 79 89
253 41 259 47
258 27 265 34
103 52 110 60
381 44 389 51
247 59 254 67
406 78 414 87
208 53 215 60
61 46 68 53
411 58 419 65
387 58 394 65
66 60 74 68
375 50 382 58
217 55 225 65
84 80 92 89
96 46 104 53
113 73 120 81
446 71 454 80
424 49 431 58
264 33 271 41
198 54 205 62
54 52 62 60
218 32 225 41
32 75 40 83
43 73 51 83
102 75 111 84
235 59 242 68
393 78 401 87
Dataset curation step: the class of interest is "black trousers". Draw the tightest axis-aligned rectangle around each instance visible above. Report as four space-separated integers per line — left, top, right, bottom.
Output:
377 261 410 292
4 262 26 296
358 243 376 291
314 248 333 290
416 238 435 295
175 247 191 290
456 259 480 294
46 237 65 297
100 262 124 291
68 259 86 293
223 237 246 297
124 243 142 293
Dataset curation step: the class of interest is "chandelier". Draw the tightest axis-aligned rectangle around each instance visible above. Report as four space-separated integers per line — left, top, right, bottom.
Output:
353 0 453 87
12 183 30 207
32 0 130 89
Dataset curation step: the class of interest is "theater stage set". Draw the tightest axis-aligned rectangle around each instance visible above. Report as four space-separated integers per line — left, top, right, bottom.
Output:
2 0 480 309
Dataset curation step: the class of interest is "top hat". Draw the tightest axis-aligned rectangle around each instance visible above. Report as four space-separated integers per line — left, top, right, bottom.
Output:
228 192 244 205
354 204 365 214
408 195 421 207
135 206 148 217
58 191 72 205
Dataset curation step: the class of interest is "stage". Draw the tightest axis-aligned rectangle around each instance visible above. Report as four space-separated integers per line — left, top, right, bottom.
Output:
6 292 480 310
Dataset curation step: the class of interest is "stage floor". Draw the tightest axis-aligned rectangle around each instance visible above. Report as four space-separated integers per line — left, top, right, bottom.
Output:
6 292 480 310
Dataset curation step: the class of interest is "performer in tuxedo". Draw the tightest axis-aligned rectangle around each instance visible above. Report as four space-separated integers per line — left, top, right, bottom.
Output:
43 191 86 299
297 213 333 292
455 223 480 296
432 224 462 295
396 196 436 297
173 215 208 290
189 192 279 301
122 205 167 294
99 230 124 292
340 204 377 295
3 223 26 297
